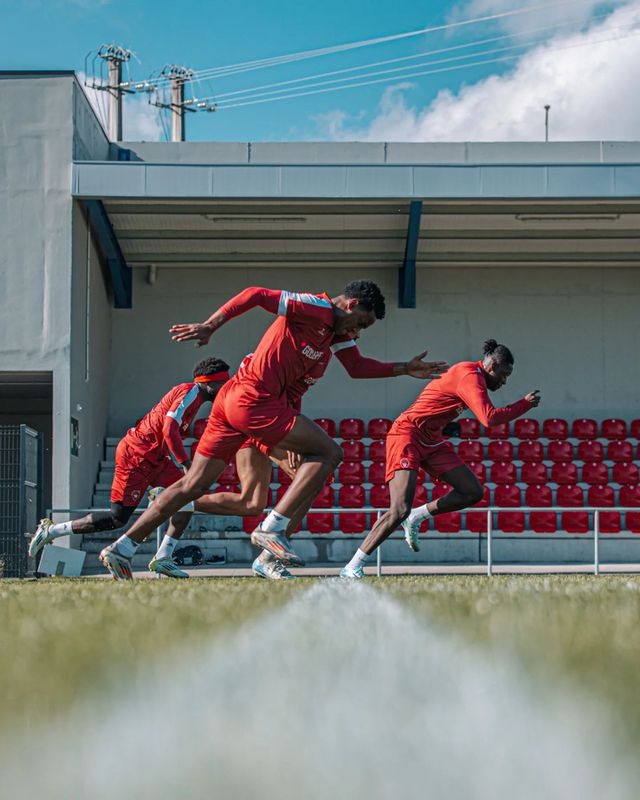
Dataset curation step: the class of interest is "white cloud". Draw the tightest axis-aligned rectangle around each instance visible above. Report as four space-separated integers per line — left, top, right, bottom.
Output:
315 0 640 142
78 73 163 142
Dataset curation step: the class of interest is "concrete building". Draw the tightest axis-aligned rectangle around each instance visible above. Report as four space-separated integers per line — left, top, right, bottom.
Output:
1 71 639 568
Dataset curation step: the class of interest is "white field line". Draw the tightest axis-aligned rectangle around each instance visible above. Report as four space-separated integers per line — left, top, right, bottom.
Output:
2 580 637 799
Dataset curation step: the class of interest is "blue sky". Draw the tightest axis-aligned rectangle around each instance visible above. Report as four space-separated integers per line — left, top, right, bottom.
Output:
2 0 638 141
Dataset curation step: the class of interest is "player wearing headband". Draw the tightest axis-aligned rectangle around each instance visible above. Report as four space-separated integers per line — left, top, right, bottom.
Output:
28 357 230 580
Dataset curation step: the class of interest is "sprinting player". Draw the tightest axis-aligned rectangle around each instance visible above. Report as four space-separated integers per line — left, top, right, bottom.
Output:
114 282 448 577
29 357 230 580
341 339 541 578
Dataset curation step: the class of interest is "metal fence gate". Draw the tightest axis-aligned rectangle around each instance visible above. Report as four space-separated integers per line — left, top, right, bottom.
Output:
0 425 42 578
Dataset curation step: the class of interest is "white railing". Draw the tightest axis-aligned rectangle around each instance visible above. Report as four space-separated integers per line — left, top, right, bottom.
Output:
47 505 640 579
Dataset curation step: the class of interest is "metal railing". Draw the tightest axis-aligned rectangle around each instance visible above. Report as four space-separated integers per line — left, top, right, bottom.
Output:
46 505 640 579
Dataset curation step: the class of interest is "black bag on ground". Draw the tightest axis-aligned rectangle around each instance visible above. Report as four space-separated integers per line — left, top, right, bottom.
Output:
173 545 204 566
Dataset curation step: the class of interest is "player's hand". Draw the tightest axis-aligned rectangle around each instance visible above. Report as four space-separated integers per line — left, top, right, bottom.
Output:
525 389 541 406
287 451 302 472
170 322 213 348
406 351 449 380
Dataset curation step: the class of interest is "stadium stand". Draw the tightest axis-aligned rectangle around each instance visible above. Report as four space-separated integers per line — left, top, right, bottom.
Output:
97 416 640 539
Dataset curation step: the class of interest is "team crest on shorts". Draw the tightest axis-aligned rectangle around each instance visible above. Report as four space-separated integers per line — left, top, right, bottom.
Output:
131 489 141 502
400 458 410 469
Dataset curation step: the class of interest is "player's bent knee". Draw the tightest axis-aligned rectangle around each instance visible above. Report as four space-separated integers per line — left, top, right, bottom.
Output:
391 501 411 523
326 442 343 470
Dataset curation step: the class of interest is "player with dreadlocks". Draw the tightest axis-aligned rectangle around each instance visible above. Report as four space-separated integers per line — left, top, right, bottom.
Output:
29 356 230 579
341 339 541 577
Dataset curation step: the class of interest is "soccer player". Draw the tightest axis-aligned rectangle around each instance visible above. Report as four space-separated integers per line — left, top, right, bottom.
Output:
116 281 448 575
28 357 230 580
341 339 541 577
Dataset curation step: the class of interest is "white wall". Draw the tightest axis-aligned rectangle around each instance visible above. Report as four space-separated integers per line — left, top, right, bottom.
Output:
106 264 640 435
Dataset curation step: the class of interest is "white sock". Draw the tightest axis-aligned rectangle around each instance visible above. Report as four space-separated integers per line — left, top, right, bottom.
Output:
156 534 179 560
407 504 431 525
346 548 369 571
114 535 137 558
261 510 290 533
49 520 73 539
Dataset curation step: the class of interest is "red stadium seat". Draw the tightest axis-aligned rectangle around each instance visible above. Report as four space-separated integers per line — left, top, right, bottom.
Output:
490 462 516 485
339 484 365 508
338 462 365 485
488 441 514 461
495 484 522 507
557 484 584 507
521 462 548 485
341 440 365 462
626 512 640 533
368 462 387 485
339 418 365 439
543 418 569 440
572 418 598 440
548 440 574 463
192 418 207 439
551 462 578 485
531 512 558 533
458 440 484 462
518 440 544 462
587 484 615 507
312 485 335 508
307 513 334 534
582 462 609 485
368 439 387 461
219 462 239 484
630 420 640 439
526 484 553 507
370 484 390 508
600 512 621 534
338 513 368 534
514 418 540 439
475 486 491 508
279 468 293 486
413 484 428 507
561 512 590 534
601 418 627 440
486 422 510 439
468 461 487 482
613 463 639 485
432 481 451 500
498 512 525 533
620 484 640 506
466 510 488 533
577 440 604 462
459 418 481 439
242 514 266 534
607 441 634 463
314 418 336 437
367 418 392 438
434 512 461 533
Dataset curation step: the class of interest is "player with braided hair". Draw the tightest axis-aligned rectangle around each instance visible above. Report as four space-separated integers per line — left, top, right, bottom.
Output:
341 339 541 577
29 356 230 580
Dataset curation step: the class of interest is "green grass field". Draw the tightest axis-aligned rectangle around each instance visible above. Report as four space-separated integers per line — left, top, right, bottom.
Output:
3 574 640 744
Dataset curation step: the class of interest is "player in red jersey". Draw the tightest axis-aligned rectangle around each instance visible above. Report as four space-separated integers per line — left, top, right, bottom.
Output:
28 357 230 580
118 281 448 571
341 339 541 577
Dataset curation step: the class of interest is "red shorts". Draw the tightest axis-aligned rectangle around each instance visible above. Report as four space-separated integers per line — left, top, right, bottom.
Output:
384 428 464 483
111 439 184 507
238 438 272 458
197 379 298 463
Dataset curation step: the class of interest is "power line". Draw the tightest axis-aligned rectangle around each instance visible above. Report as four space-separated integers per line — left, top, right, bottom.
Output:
212 25 640 111
138 0 597 88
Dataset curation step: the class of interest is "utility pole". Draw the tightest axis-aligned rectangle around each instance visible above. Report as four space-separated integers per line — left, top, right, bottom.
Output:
544 104 551 143
85 45 133 141
148 65 195 142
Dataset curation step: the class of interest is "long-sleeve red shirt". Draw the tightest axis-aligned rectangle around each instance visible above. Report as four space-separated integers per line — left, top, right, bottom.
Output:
393 360 531 444
220 287 395 399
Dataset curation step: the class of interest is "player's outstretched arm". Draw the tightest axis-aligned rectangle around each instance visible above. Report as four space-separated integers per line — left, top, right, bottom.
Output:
335 343 448 380
170 287 282 348
457 374 540 426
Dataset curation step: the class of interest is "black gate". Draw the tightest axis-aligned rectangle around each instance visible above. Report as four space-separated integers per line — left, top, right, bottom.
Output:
0 425 42 578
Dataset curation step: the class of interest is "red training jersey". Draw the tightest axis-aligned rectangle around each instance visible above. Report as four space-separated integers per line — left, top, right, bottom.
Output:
220 287 395 399
393 360 531 445
124 383 207 466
